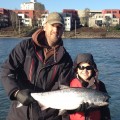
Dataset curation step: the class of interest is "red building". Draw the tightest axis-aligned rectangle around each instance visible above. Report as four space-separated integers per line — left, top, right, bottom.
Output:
102 9 120 19
13 10 34 19
0 8 11 27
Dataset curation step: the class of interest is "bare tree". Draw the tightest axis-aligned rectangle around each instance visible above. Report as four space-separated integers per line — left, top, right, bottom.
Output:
34 3 45 10
104 16 112 31
83 8 90 27
9 10 18 30
34 10 48 27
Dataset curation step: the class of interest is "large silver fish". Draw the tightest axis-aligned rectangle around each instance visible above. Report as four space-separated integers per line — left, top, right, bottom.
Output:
29 86 110 111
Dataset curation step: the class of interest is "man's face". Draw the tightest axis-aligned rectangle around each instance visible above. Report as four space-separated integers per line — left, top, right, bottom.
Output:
44 23 64 47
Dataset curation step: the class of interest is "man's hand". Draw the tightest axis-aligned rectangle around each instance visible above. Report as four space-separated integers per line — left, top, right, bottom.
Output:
76 102 90 112
15 89 36 106
67 102 90 114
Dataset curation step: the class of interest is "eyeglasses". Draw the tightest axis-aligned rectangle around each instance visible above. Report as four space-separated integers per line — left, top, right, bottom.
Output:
78 66 93 70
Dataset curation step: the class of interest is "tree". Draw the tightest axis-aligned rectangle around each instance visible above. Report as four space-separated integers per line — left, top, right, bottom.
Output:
9 10 18 30
33 10 48 27
32 2 46 27
34 3 45 10
83 8 90 27
114 24 120 30
104 16 112 31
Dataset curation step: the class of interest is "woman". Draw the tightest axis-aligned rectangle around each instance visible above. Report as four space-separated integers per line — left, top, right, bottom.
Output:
69 53 111 120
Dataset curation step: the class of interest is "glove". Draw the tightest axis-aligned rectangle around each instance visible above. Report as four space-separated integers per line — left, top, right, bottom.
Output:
76 102 90 112
67 102 90 114
15 89 35 106
82 81 89 87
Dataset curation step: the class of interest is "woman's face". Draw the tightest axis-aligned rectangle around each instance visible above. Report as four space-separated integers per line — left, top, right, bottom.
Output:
77 62 93 81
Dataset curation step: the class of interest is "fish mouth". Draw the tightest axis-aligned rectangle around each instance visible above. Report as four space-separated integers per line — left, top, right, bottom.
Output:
104 95 110 102
99 95 110 106
100 102 109 106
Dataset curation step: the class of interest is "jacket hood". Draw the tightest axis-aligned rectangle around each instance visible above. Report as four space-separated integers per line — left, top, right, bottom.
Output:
32 29 47 47
74 53 99 88
32 29 63 48
74 53 97 70
32 28 64 63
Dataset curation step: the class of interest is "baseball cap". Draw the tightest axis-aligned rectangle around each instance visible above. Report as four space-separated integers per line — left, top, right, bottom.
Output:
46 12 64 25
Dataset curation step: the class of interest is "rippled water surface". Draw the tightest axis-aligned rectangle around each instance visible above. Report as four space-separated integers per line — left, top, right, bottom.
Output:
0 38 120 119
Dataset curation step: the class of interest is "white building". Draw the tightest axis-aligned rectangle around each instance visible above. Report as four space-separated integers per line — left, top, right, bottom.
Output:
21 0 44 10
37 13 73 31
62 13 72 31
37 13 48 27
78 10 102 26
89 13 103 27
18 13 32 26
89 13 120 27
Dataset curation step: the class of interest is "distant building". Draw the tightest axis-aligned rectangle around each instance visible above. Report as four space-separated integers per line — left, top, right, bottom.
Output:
13 9 48 26
62 9 80 31
1 5 120 30
62 13 72 31
102 9 120 26
37 13 48 27
0 8 9 27
13 10 34 26
102 9 120 19
21 0 45 10
78 10 102 27
78 9 120 28
0 8 18 28
88 10 102 27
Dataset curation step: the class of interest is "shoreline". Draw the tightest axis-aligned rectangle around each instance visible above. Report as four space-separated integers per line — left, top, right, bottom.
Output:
0 28 120 39
0 34 120 39
1 36 120 39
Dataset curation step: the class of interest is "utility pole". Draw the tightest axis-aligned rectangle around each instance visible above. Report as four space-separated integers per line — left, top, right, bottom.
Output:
75 20 76 38
18 19 21 35
16 16 18 28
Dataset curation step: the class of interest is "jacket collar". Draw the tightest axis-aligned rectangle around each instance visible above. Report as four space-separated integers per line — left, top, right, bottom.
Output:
32 29 63 48
32 29 65 63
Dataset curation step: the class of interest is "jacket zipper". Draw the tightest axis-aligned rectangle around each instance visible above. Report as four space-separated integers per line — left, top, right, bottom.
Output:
29 58 34 81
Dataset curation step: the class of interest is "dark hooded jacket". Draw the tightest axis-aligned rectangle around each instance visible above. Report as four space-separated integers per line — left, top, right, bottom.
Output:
69 53 111 120
1 29 73 120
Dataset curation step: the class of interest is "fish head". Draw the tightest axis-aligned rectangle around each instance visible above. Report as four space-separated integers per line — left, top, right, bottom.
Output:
91 92 110 107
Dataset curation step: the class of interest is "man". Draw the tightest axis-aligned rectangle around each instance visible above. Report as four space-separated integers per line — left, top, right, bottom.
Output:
1 12 73 120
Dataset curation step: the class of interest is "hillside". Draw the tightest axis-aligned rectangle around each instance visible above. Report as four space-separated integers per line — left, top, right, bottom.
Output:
63 27 120 39
0 26 120 39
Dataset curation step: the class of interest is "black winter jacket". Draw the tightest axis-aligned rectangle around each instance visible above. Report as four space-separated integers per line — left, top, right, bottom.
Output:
1 31 73 120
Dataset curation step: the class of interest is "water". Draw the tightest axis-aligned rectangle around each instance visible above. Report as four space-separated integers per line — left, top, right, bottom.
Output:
0 38 120 119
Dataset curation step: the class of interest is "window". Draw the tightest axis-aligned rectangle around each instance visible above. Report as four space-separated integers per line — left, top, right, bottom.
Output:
25 20 29 22
113 15 116 18
95 20 102 26
25 12 29 14
18 12 22 14
113 20 117 22
25 15 29 18
18 16 22 19
113 11 117 13
107 11 111 13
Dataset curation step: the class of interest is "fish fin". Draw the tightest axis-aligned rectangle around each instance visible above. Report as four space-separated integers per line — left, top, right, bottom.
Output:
59 85 70 89
41 106 49 111
16 102 23 108
87 104 98 109
58 109 67 115
37 102 49 111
